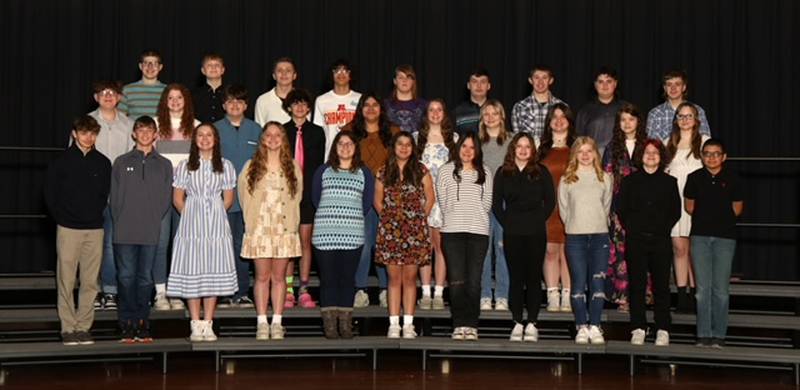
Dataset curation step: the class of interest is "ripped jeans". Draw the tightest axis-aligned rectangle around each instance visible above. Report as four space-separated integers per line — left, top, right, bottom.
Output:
565 233 610 326
442 232 489 328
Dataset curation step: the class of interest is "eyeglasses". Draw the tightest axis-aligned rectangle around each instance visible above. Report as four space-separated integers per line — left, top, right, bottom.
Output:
97 89 117 97
141 61 161 68
332 68 351 75
677 114 695 120
337 141 355 148
702 151 724 158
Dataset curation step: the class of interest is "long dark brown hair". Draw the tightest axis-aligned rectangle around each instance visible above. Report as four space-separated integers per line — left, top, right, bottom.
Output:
609 103 647 167
383 131 424 187
246 122 299 197
187 123 224 173
156 83 195 140
350 93 392 147
538 103 576 161
451 132 486 185
326 131 363 173
666 102 702 162
501 132 541 179
416 99 456 157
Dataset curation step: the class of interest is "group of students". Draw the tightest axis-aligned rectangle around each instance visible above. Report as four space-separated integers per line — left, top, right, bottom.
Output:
45 50 743 348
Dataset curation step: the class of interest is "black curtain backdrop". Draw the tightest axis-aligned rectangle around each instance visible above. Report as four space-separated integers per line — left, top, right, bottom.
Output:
0 0 797 280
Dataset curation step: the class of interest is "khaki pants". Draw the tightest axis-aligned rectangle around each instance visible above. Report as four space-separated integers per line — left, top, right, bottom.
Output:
56 225 103 333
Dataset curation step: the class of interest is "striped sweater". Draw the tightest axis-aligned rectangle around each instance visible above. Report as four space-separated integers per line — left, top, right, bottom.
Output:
119 80 166 119
311 165 375 250
435 162 493 235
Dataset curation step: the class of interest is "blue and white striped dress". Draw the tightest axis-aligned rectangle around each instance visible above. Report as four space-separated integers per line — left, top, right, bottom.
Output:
167 158 238 298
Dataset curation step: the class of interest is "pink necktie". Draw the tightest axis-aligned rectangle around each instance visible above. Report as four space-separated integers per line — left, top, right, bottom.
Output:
295 125 305 170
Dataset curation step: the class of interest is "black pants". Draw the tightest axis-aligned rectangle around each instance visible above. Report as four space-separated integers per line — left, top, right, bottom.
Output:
504 233 546 324
314 246 362 308
627 234 672 332
442 233 489 328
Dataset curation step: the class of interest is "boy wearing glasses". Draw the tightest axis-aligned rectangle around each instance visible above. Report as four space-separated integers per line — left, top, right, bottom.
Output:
684 138 743 348
119 49 167 118
313 59 361 155
646 70 711 140
87 81 135 310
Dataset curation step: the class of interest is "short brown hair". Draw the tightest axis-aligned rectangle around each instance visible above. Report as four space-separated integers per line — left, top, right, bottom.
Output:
201 52 224 66
92 80 122 95
139 49 162 63
72 115 101 134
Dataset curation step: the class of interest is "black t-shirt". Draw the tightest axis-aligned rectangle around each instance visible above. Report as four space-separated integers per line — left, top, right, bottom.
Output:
684 167 743 239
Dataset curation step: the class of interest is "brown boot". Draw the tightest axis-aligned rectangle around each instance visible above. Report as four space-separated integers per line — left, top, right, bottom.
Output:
338 309 353 339
321 309 339 339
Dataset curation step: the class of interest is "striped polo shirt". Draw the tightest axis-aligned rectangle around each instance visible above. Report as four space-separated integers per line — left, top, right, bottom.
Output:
118 80 166 119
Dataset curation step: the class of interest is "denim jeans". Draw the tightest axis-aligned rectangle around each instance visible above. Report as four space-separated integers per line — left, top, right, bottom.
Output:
315 247 362 308
355 208 387 289
100 206 117 294
481 213 509 300
691 235 736 340
154 207 180 286
227 211 250 299
114 244 157 322
442 232 489 328
565 233 610 326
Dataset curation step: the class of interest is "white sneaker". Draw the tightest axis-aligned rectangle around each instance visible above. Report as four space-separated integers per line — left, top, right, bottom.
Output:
379 289 388 308
170 298 185 310
494 298 509 311
256 322 270 340
354 290 370 308
480 298 493 311
546 289 560 312
655 330 670 346
588 325 605 344
432 296 445 310
631 328 646 345
202 320 217 342
464 327 478 341
402 324 417 339
451 327 465 340
153 293 170 310
510 323 524 341
270 323 285 340
575 326 589 344
418 295 433 310
523 323 539 342
190 320 204 342
387 324 401 339
560 289 572 312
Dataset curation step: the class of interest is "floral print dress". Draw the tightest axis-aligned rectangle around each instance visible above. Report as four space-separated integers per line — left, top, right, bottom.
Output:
374 165 432 266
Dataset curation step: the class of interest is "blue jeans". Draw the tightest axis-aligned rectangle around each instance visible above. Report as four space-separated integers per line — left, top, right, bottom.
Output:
691 235 736 340
227 211 250 299
114 244 157 322
355 209 387 289
100 206 117 294
154 207 180 286
565 233 610 326
481 214 508 300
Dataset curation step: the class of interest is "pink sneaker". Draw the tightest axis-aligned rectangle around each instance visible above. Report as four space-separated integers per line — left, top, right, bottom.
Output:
298 292 317 308
284 293 296 309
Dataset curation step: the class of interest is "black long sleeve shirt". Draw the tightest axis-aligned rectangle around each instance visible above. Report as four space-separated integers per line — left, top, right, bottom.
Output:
492 164 556 236
616 169 681 238
44 144 111 229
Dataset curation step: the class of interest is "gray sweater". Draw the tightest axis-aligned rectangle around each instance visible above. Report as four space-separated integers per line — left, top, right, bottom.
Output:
558 168 613 235
110 148 173 245
482 135 511 175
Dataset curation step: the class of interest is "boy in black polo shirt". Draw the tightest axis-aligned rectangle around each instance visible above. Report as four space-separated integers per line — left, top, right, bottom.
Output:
44 116 112 345
684 138 744 348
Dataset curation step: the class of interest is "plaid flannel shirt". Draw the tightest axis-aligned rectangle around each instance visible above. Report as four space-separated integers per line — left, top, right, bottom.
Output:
646 101 711 140
511 94 565 141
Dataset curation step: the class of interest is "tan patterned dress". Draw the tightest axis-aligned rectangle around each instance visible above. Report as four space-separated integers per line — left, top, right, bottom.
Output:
240 170 302 259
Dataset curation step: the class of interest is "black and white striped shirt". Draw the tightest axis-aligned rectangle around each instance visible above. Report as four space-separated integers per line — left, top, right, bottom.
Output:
435 162 493 235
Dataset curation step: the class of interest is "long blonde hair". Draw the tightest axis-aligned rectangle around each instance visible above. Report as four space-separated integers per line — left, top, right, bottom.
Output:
562 136 605 184
478 99 510 145
246 122 298 197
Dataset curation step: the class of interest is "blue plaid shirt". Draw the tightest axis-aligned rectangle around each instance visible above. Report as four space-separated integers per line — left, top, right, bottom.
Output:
511 94 565 142
646 101 711 140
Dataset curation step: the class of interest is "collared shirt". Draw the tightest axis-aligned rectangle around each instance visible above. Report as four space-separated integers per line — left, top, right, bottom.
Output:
87 108 135 164
193 82 226 123
511 93 565 141
254 87 292 126
214 116 262 212
119 80 166 118
454 100 481 136
684 167 743 239
646 101 711 141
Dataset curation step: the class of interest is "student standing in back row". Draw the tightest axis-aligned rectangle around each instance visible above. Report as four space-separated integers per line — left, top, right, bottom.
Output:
119 49 167 119
192 53 226 123
313 59 362 156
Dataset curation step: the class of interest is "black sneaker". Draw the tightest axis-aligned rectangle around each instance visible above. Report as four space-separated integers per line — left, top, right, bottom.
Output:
711 338 725 349
75 330 95 345
93 294 104 310
695 337 712 347
236 296 255 308
62 332 79 346
217 297 234 308
120 321 135 344
103 294 117 310
135 320 153 343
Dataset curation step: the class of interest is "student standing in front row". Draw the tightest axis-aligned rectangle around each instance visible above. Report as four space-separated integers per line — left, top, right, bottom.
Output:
111 116 173 343
437 132 493 341
312 132 375 339
493 132 555 342
559 136 613 345
375 132 434 339
685 139 743 348
167 123 238 342
239 122 303 341
45 116 111 345
617 139 681 347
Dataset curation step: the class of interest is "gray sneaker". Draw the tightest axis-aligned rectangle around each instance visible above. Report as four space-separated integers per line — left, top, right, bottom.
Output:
353 290 369 308
418 295 433 310
432 296 445 310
